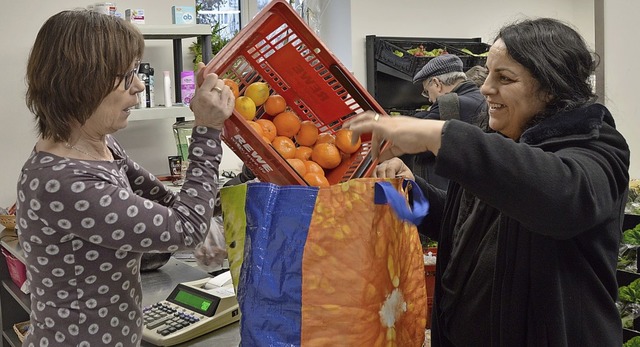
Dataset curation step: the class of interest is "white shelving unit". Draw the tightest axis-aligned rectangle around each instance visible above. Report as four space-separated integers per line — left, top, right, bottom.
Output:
129 24 211 122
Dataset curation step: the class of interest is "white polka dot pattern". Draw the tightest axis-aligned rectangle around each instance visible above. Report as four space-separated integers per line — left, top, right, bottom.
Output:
17 127 223 346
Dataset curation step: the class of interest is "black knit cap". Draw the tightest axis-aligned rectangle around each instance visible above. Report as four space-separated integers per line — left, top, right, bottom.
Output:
413 54 464 84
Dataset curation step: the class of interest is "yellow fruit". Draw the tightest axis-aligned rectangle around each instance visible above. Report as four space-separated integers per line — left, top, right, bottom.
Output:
244 82 270 107
235 96 256 121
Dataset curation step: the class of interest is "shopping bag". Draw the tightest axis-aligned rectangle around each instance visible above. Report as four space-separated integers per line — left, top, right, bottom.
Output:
220 178 429 346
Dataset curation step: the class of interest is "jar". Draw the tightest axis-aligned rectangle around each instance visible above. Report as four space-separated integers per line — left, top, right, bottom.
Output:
94 2 117 16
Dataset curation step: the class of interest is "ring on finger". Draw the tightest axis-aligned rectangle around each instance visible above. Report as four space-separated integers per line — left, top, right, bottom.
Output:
213 86 223 93
373 113 380 122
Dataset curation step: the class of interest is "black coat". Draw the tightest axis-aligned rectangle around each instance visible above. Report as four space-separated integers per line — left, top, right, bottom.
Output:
405 81 486 190
417 104 630 346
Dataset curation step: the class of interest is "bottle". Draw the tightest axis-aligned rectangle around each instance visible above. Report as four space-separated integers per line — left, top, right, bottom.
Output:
139 62 152 108
137 72 148 109
172 117 194 163
148 67 155 108
163 70 173 107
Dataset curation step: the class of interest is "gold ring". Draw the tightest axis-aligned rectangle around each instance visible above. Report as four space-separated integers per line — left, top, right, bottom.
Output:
373 113 380 122
213 86 223 93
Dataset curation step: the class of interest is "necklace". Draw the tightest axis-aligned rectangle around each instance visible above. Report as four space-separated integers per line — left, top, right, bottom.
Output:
65 142 108 161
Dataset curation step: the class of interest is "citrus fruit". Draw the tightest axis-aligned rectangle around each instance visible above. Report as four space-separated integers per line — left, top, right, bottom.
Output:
273 111 302 138
335 128 362 154
287 158 307 176
311 143 342 169
304 160 325 175
256 119 277 142
303 172 330 187
295 146 313 161
271 136 296 159
244 81 270 106
235 96 256 121
223 78 240 99
316 132 336 145
247 120 264 137
264 94 287 116
295 120 319 147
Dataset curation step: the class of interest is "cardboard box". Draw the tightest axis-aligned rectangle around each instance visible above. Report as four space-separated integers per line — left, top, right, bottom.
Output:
172 6 196 25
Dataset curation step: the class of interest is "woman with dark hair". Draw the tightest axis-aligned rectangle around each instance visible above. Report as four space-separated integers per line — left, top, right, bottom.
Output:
346 18 629 346
17 9 234 346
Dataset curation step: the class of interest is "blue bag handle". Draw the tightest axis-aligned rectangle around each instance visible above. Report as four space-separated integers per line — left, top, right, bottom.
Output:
374 180 429 225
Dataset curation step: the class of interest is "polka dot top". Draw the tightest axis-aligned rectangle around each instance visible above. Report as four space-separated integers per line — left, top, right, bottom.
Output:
16 126 223 347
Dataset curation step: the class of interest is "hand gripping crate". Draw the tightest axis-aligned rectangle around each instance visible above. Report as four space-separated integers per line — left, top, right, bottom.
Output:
203 0 386 186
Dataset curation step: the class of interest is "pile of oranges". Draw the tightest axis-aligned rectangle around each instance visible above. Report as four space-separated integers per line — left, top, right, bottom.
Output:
227 79 362 187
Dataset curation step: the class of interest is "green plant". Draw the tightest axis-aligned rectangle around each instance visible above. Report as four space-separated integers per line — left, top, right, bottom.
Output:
189 20 231 68
619 223 640 271
619 278 640 328
625 336 640 347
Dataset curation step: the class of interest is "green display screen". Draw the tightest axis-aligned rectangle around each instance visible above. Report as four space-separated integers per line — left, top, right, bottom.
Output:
174 289 213 312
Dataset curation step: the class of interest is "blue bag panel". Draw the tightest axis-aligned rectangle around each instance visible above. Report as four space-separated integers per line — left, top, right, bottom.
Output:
238 183 319 347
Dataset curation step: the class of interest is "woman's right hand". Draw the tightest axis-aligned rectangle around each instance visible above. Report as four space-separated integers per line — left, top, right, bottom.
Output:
372 157 415 180
190 62 235 130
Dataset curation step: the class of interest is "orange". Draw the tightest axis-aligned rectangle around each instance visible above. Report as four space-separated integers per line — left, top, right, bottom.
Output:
294 146 313 161
256 119 277 142
273 111 302 138
335 128 362 154
264 94 287 116
316 132 336 145
235 96 256 121
304 160 325 174
295 120 319 147
247 120 264 137
304 160 325 175
244 81 270 106
223 78 240 99
271 136 296 159
286 158 307 176
311 143 342 169
303 172 330 187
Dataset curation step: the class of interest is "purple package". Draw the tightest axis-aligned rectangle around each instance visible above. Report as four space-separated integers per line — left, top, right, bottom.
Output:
180 71 196 106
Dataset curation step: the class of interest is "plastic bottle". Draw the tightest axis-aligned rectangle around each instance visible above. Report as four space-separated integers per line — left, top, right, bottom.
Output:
139 62 152 108
163 71 173 107
148 67 155 108
172 117 194 163
137 72 148 109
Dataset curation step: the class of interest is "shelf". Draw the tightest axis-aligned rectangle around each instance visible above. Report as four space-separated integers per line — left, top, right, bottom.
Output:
2 328 22 347
1 280 30 313
138 24 212 40
129 106 194 122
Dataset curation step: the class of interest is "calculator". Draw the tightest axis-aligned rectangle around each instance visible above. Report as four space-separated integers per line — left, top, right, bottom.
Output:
141 271 240 346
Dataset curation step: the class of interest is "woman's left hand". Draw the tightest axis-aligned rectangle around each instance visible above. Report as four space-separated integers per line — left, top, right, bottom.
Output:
372 157 415 180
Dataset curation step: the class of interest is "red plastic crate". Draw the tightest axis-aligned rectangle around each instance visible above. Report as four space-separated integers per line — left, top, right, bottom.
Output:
203 0 386 186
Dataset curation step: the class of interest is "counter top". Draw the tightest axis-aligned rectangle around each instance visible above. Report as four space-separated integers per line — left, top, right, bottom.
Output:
142 258 241 346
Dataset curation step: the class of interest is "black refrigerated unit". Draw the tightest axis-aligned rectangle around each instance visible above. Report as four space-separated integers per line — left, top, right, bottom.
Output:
365 35 490 115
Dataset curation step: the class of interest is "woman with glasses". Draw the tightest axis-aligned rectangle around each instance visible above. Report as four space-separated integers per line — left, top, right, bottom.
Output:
17 9 234 346
347 18 629 346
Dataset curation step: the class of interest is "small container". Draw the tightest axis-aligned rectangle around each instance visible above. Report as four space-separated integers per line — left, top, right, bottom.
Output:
125 8 145 24
180 71 195 106
94 2 117 16
163 71 173 107
172 117 194 162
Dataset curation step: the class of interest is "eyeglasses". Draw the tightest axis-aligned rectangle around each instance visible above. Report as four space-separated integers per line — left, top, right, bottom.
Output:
421 78 435 98
119 60 141 90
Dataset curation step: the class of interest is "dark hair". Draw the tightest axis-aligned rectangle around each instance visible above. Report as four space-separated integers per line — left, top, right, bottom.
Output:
496 18 597 116
26 10 145 142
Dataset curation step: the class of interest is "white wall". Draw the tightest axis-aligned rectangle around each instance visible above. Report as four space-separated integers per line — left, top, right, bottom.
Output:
0 0 637 207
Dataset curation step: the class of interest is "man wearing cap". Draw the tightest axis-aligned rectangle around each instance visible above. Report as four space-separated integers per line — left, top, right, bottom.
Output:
403 54 486 190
